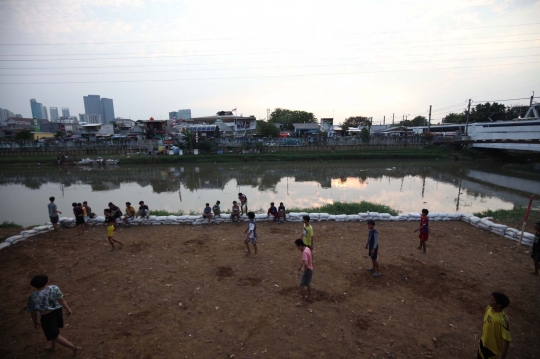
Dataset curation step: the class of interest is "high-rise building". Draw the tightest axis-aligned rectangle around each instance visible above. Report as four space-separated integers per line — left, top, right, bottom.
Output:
30 98 48 119
169 109 192 121
100 98 115 124
83 95 102 116
62 107 70 118
0 107 15 125
79 113 101 124
50 107 59 122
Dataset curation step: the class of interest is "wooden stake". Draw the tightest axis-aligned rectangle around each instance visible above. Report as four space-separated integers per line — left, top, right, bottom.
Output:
517 195 534 251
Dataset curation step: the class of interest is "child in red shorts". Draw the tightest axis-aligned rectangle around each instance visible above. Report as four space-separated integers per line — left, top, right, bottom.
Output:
414 208 429 254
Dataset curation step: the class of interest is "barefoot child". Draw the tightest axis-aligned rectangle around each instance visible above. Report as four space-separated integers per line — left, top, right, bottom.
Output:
278 202 286 222
244 211 257 256
302 215 314 256
213 201 221 218
365 220 380 277
414 208 429 254
104 209 124 251
295 238 313 307
231 201 240 222
202 203 213 224
27 275 80 357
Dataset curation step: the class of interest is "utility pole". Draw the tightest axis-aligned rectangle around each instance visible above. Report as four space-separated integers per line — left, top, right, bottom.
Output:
383 115 385 125
531 91 535 106
392 113 394 125
428 105 431 131
465 99 471 135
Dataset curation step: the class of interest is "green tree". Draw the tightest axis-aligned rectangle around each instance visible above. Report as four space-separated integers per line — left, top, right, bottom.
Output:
442 112 466 124
360 128 370 143
256 120 280 137
340 124 349 132
470 102 506 122
196 139 215 152
343 116 371 128
14 130 32 141
505 105 529 120
268 108 316 131
54 130 64 139
183 129 195 150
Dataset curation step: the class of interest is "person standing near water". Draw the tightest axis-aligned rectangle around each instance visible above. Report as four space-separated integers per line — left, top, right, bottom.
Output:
48 197 62 232
414 208 429 254
27 275 80 357
295 238 313 307
302 215 314 255
366 220 381 277
244 212 257 256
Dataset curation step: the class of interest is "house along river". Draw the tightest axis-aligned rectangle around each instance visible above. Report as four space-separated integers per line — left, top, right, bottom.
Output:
0 160 539 227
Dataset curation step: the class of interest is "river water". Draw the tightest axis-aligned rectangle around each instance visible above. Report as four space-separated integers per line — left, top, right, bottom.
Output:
0 160 539 226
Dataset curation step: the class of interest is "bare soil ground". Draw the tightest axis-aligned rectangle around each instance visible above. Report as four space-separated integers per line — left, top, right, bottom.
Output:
1 221 539 359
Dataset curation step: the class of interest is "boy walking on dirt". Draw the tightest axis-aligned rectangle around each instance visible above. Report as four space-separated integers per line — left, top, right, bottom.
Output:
104 209 124 251
478 292 511 359
302 215 314 255
414 208 429 254
365 220 381 277
27 275 80 357
530 221 540 276
244 212 257 256
295 238 313 307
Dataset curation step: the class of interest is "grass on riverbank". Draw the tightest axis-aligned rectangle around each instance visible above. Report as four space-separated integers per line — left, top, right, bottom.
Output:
473 208 540 224
0 147 455 167
148 201 399 217
0 221 22 229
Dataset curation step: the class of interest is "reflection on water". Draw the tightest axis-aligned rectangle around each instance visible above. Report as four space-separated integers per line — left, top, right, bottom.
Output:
0 161 538 226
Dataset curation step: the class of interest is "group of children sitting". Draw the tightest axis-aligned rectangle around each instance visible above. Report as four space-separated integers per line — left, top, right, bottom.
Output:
202 198 287 224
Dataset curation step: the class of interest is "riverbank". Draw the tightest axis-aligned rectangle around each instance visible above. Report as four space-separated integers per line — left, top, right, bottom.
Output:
0 147 462 167
1 221 537 358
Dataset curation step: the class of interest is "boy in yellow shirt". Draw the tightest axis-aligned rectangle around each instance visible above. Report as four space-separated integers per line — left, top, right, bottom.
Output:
302 215 314 255
478 292 511 359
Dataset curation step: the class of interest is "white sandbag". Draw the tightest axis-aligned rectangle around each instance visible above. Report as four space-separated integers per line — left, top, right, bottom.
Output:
5 235 23 244
491 229 505 236
389 216 400 221
477 223 490 230
336 214 347 220
379 213 391 218
319 213 329 218
378 216 390 221
0 242 10 251
151 223 162 225
398 214 409 219
188 215 201 220
148 215 157 220
288 212 299 218
21 230 37 237
297 212 309 217
368 212 380 217
358 212 369 217
409 212 421 218
429 212 440 217
33 225 49 231
309 213 320 220
178 215 190 220
166 215 178 221
328 215 336 221
505 235 518 242
347 215 360 221
469 216 481 224
523 232 536 241
490 223 507 230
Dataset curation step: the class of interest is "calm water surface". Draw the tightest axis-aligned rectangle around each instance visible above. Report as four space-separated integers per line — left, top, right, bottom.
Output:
0 160 539 226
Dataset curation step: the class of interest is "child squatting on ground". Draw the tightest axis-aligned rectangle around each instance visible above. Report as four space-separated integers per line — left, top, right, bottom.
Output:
244 211 257 256
477 292 511 359
366 220 381 277
27 275 81 357
295 238 313 307
415 208 430 254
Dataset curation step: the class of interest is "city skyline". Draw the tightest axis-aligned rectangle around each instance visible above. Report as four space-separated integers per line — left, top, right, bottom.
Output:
0 1 539 124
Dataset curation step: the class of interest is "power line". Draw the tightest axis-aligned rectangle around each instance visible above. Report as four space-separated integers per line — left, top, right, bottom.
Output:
2 46 538 70
4 31 540 55
0 21 539 42
2 38 540 62
2 54 539 77
474 97 531 102
1 61 538 85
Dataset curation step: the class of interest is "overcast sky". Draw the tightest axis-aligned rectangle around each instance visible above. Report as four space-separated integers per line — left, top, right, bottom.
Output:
0 0 539 124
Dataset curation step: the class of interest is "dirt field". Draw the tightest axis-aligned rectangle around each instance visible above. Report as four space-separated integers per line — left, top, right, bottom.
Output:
1 220 539 359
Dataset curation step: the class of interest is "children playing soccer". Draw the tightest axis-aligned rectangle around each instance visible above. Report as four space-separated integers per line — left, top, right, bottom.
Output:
302 215 314 255
104 209 124 251
478 292 511 359
414 208 429 254
365 220 381 277
244 211 257 256
295 238 313 307
27 275 81 357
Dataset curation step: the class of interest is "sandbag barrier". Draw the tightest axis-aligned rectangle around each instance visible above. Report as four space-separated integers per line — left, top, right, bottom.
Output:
1 212 535 251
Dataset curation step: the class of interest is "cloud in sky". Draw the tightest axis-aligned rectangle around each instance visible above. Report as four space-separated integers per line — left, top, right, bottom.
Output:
0 0 539 121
